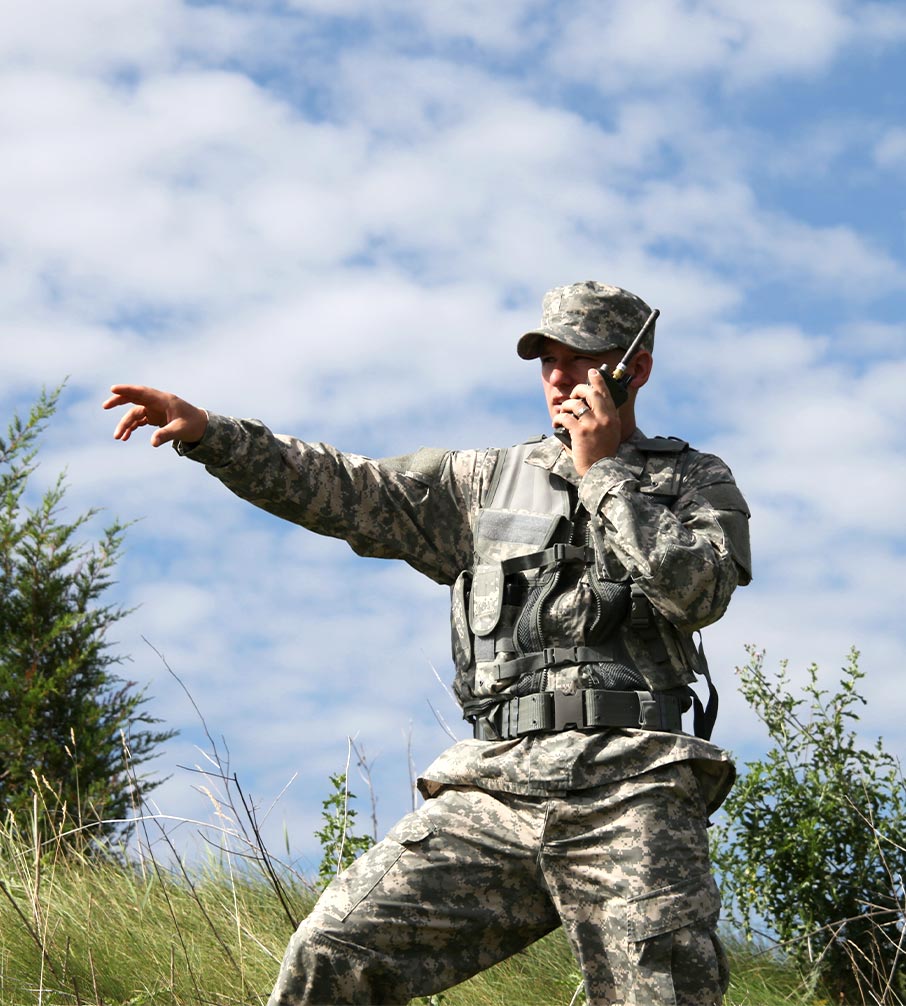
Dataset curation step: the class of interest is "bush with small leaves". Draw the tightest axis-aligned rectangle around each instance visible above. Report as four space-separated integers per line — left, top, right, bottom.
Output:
712 646 906 1004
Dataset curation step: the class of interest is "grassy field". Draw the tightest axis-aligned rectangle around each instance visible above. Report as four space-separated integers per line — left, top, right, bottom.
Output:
0 808 838 1006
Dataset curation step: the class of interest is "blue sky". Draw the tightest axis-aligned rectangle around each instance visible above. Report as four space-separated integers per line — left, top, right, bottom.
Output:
2 0 905 872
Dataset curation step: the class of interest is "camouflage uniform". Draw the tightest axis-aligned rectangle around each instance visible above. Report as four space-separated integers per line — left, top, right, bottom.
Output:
177 283 751 1005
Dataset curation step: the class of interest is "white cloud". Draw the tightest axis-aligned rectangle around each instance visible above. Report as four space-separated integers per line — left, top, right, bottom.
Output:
0 0 176 72
716 0 850 81
0 66 356 313
535 0 906 136
2 0 905 870
548 0 741 90
409 0 550 54
545 0 856 92
633 179 905 296
0 0 266 76
875 127 906 170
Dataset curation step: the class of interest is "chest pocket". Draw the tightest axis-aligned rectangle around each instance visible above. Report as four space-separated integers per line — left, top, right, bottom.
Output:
470 508 563 636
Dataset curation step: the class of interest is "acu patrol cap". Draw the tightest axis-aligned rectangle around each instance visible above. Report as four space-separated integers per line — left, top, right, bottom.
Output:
517 281 656 359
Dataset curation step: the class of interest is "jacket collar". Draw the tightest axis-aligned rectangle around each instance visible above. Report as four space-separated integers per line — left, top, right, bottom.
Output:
525 428 650 485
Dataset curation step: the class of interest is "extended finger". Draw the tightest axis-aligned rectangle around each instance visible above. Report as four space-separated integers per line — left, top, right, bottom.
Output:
104 384 166 410
113 406 149 441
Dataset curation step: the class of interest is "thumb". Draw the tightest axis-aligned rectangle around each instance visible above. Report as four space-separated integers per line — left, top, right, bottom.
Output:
149 422 181 448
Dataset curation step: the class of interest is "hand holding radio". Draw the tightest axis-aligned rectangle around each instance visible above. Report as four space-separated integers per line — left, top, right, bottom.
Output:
551 303 655 450
555 369 624 475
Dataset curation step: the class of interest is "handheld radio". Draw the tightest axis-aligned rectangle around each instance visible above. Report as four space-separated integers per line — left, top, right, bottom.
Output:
553 308 659 447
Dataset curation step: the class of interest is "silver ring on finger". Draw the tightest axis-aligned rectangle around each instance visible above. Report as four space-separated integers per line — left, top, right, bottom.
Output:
575 405 590 418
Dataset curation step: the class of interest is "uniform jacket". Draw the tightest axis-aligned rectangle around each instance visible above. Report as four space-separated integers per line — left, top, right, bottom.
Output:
179 416 751 814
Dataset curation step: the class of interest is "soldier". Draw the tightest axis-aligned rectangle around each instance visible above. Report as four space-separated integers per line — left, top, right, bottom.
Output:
104 281 751 1005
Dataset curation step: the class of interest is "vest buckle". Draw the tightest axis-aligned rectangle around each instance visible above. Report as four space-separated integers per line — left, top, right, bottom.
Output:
541 646 581 669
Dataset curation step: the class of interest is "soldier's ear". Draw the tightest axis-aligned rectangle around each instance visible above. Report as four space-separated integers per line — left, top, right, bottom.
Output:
628 350 653 389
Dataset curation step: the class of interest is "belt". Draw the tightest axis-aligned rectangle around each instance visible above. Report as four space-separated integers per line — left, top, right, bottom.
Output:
471 689 685 741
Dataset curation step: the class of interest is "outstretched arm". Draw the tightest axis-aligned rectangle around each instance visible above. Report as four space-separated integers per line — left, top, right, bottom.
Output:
102 391 487 585
102 384 208 447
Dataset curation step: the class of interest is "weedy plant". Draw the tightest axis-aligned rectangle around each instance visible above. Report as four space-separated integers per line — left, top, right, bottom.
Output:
314 771 376 890
0 668 316 1005
713 646 906 1006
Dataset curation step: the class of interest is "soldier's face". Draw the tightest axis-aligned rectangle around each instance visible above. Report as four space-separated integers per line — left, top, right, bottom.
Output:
539 339 622 421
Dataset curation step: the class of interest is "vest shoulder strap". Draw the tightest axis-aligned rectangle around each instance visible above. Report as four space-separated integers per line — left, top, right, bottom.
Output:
634 435 689 453
481 447 508 508
635 436 692 505
482 438 566 514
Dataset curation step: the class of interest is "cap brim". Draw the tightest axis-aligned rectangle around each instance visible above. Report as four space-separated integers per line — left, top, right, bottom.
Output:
516 325 585 359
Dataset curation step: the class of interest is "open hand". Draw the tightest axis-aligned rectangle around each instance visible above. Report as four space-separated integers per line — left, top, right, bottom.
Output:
102 384 208 448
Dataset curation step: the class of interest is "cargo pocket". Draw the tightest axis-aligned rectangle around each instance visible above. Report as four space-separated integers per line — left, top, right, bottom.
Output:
625 873 722 1005
326 814 436 924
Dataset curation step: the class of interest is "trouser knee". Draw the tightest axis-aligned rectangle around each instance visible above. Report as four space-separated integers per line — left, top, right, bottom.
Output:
268 916 408 1006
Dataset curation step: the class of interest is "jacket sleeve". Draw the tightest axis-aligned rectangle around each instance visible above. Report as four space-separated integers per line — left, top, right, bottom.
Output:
176 413 492 586
577 450 751 633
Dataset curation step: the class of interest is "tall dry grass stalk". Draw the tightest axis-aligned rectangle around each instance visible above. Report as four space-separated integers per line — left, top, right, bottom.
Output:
0 671 316 1005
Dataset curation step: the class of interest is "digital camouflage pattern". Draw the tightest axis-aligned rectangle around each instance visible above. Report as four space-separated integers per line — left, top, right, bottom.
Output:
180 419 749 811
450 434 750 719
517 281 657 359
268 766 727 1005
177 411 751 1005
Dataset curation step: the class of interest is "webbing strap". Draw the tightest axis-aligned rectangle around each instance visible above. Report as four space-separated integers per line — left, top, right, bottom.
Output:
629 584 670 664
691 634 718 741
489 645 618 683
499 543 594 575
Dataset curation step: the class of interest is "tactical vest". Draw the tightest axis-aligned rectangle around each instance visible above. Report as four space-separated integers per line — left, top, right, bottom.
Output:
450 437 719 741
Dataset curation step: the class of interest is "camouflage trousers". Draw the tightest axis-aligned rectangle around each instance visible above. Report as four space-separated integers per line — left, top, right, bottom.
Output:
268 761 729 1005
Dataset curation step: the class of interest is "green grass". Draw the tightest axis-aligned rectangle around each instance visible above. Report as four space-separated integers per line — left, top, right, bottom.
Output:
0 809 840 1006
0 767 866 1006
0 814 309 1004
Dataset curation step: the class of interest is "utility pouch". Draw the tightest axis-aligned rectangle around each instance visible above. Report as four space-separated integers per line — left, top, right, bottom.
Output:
469 564 505 636
470 507 563 636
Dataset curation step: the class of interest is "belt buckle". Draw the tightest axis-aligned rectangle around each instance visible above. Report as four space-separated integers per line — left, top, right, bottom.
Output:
552 690 585 731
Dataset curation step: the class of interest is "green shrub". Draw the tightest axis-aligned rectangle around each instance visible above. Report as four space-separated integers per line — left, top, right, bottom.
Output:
712 646 906 1005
